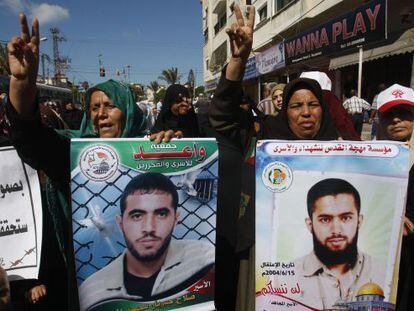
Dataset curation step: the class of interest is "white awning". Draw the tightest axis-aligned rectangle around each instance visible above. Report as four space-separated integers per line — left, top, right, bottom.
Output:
329 28 414 70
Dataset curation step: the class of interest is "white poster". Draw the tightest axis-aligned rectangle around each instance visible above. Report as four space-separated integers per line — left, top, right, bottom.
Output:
0 146 43 280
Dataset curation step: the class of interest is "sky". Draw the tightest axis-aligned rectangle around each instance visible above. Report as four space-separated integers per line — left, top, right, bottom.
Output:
0 0 204 87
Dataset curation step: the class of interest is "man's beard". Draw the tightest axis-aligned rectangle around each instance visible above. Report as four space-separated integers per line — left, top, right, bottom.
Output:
124 232 173 262
313 232 358 268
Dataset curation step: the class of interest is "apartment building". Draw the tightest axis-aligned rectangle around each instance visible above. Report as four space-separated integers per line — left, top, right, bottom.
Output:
202 0 414 102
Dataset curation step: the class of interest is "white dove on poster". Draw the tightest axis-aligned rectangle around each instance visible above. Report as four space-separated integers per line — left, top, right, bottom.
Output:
79 205 113 237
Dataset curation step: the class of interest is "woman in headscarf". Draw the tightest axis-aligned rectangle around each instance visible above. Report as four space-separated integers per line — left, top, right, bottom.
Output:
208 5 338 310
5 14 175 310
375 84 414 311
269 83 285 115
151 84 200 137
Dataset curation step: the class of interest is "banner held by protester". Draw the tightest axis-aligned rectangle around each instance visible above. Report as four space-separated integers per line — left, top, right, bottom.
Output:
0 147 43 281
71 138 217 311
255 140 410 311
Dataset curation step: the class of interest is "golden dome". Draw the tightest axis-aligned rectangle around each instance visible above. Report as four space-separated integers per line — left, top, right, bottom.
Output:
356 282 384 297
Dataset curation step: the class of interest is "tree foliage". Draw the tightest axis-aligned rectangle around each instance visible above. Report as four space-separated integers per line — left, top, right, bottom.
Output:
0 43 11 76
158 67 181 85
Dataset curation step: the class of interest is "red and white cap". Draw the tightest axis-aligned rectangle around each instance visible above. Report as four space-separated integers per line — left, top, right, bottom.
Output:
377 84 414 113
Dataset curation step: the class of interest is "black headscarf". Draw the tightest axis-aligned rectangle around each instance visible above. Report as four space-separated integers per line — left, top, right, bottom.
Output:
152 84 200 137
260 78 338 140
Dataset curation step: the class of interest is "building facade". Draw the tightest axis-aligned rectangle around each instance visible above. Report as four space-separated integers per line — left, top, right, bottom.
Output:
201 0 414 103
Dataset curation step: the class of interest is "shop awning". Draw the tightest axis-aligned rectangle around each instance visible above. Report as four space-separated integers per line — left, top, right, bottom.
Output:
329 28 414 70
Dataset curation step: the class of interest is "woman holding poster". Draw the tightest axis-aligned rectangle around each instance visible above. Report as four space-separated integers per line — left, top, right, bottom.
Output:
209 4 339 310
5 14 180 310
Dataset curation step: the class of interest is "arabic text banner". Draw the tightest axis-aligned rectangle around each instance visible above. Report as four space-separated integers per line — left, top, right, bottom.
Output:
255 141 410 311
70 138 217 311
0 147 43 280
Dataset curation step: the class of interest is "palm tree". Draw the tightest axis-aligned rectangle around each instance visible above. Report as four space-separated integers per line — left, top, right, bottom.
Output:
0 43 11 75
158 67 181 85
147 81 160 94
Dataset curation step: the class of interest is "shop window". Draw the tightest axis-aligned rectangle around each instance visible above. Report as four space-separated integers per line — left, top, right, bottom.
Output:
258 4 268 22
275 0 294 12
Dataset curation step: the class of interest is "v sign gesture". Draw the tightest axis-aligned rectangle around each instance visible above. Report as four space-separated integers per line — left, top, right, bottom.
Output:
8 14 40 117
225 5 255 81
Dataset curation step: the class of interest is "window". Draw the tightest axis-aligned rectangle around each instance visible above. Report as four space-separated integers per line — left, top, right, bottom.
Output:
204 28 209 44
214 12 227 35
258 4 268 22
275 0 294 12
206 59 210 71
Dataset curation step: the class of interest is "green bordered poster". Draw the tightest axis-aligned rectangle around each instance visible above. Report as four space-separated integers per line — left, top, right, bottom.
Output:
70 138 217 311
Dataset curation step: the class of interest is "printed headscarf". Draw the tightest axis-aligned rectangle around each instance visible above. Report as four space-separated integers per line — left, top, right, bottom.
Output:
59 79 146 138
261 77 338 140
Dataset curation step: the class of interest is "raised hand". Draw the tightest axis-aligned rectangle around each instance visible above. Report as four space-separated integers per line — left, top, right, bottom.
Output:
8 14 39 82
225 5 255 81
7 14 39 117
226 4 255 61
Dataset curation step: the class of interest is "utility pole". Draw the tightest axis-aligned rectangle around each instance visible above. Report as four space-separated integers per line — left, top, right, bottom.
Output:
50 28 70 83
126 65 131 83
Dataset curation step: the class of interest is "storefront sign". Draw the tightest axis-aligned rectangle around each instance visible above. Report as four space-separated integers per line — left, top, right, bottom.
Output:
285 0 386 65
243 56 257 80
256 43 285 75
205 77 218 92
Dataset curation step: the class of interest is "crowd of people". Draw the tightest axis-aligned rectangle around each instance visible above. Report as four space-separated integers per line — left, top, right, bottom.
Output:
0 6 414 311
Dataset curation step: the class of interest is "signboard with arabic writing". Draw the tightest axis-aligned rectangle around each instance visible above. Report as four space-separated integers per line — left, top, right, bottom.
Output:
255 141 409 311
0 146 43 280
284 0 386 65
70 138 217 311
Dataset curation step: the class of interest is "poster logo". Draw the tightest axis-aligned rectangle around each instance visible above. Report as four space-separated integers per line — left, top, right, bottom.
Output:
261 161 293 192
79 145 119 182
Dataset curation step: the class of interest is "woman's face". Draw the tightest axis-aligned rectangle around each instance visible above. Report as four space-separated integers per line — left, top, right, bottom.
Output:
170 95 191 116
287 89 322 139
89 90 124 138
382 105 414 141
272 89 283 110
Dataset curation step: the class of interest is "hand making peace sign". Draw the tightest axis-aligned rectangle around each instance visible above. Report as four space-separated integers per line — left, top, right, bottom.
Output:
226 4 255 61
8 14 39 82
225 4 255 81
7 14 39 117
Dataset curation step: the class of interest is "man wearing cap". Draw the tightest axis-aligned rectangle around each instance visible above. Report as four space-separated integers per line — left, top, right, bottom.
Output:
377 84 414 142
376 84 414 311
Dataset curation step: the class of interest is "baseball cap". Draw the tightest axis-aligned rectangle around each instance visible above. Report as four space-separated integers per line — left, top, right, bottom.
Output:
300 71 332 91
377 84 414 113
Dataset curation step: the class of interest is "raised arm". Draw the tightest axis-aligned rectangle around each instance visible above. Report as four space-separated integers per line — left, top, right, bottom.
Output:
225 5 255 81
209 5 255 146
8 13 39 117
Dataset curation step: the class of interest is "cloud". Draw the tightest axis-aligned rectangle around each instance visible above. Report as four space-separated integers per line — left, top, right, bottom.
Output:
0 0 26 14
0 0 69 24
29 3 69 24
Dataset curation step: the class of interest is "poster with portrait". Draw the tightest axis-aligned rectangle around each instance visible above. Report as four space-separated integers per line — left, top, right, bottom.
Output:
70 138 217 311
255 141 410 311
0 146 43 280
